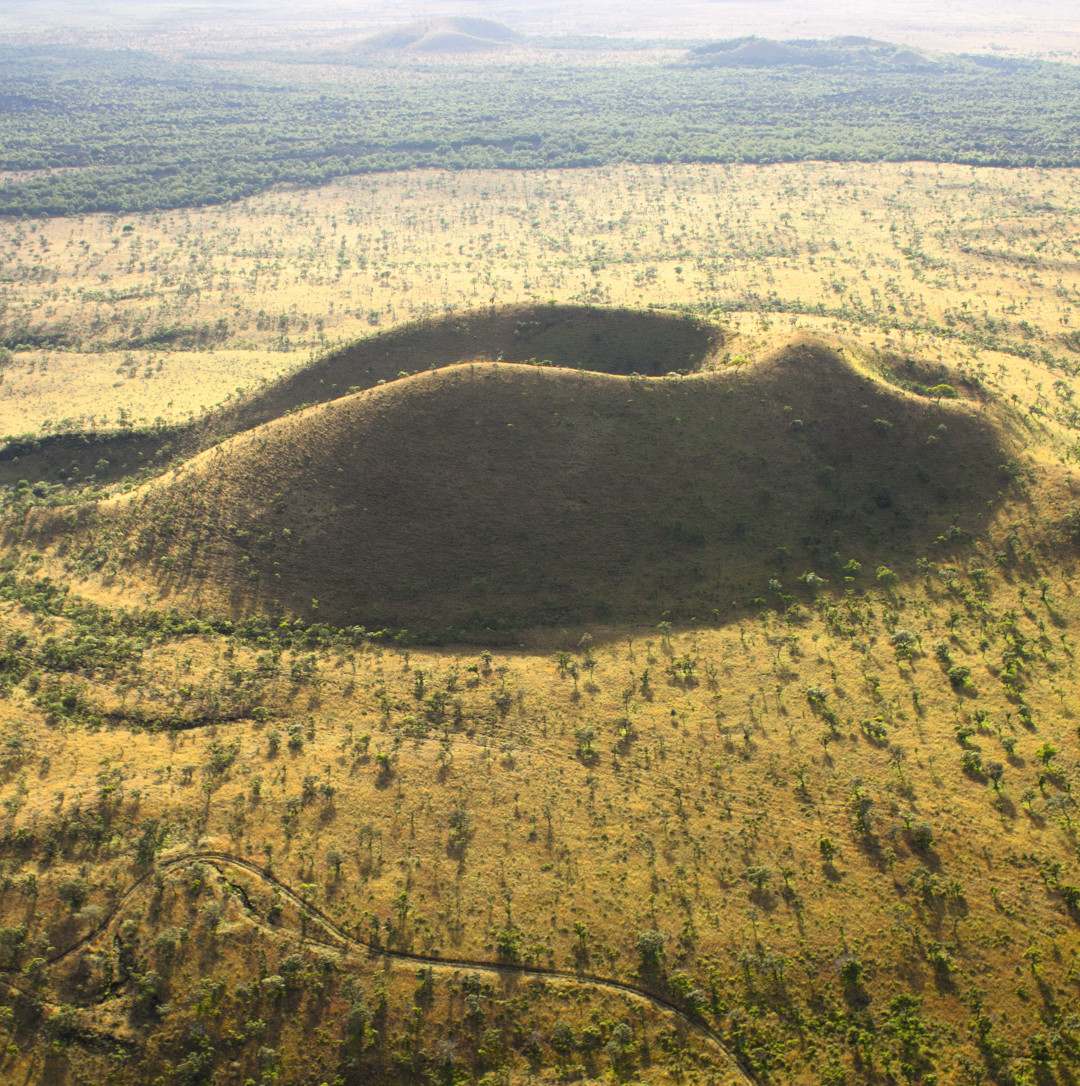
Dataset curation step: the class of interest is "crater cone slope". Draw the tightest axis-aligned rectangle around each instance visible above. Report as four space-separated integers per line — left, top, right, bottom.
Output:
684 35 939 69
358 17 519 52
38 338 1012 632
0 306 723 486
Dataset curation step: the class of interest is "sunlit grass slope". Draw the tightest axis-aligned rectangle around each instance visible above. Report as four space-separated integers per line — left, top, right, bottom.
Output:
0 305 723 486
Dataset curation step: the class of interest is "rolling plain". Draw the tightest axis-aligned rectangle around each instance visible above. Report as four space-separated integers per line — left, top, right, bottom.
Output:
0 41 1080 1086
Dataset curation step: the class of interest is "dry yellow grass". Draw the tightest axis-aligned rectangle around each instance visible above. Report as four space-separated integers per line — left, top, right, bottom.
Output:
2 156 1080 1084
4 161 1080 441
0 506 1078 1083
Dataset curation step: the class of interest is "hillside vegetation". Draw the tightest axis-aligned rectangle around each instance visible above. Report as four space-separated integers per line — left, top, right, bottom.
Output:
0 304 723 485
684 37 939 70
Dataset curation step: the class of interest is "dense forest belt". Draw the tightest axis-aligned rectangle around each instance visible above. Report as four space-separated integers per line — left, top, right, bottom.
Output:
19 849 757 1084
3 46 1080 216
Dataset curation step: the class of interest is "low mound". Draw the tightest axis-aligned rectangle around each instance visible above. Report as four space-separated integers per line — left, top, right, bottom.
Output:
359 17 519 53
0 306 724 485
685 36 938 69
43 338 1014 632
698 39 803 66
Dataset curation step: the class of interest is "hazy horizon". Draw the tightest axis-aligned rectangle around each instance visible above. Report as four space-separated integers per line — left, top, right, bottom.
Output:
2 0 1080 61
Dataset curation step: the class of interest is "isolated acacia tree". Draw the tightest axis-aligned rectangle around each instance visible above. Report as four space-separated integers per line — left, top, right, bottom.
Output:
635 929 665 970
574 726 598 763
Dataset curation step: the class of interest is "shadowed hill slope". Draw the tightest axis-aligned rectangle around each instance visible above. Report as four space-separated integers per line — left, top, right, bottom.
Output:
38 338 1015 632
684 36 940 69
223 304 723 434
0 306 724 486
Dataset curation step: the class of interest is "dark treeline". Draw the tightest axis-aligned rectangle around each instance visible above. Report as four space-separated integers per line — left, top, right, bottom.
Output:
2 46 1080 216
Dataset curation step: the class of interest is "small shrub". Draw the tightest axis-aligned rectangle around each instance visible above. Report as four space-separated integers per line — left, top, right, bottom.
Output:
806 685 828 708
635 929 665 968
960 750 984 779
493 926 522 961
891 628 918 659
447 807 471 855
1035 742 1057 765
574 726 598 763
57 878 88 910
552 1022 576 1054
746 865 771 891
839 956 863 985
798 571 828 594
947 665 972 689
911 821 934 850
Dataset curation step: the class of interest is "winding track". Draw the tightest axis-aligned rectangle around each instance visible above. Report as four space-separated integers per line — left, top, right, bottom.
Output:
31 849 758 1085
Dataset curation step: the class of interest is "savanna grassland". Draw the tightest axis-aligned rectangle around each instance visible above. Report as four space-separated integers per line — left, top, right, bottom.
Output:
2 451 1080 1086
2 28 1080 1086
3 161 1080 444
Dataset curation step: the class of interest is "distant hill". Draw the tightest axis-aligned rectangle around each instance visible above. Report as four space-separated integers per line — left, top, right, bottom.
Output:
685 36 941 69
358 17 520 54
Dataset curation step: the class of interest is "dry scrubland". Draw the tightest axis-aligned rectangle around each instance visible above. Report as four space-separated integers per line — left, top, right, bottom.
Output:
1 161 1080 1085
0 535 1079 1085
3 161 1080 442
